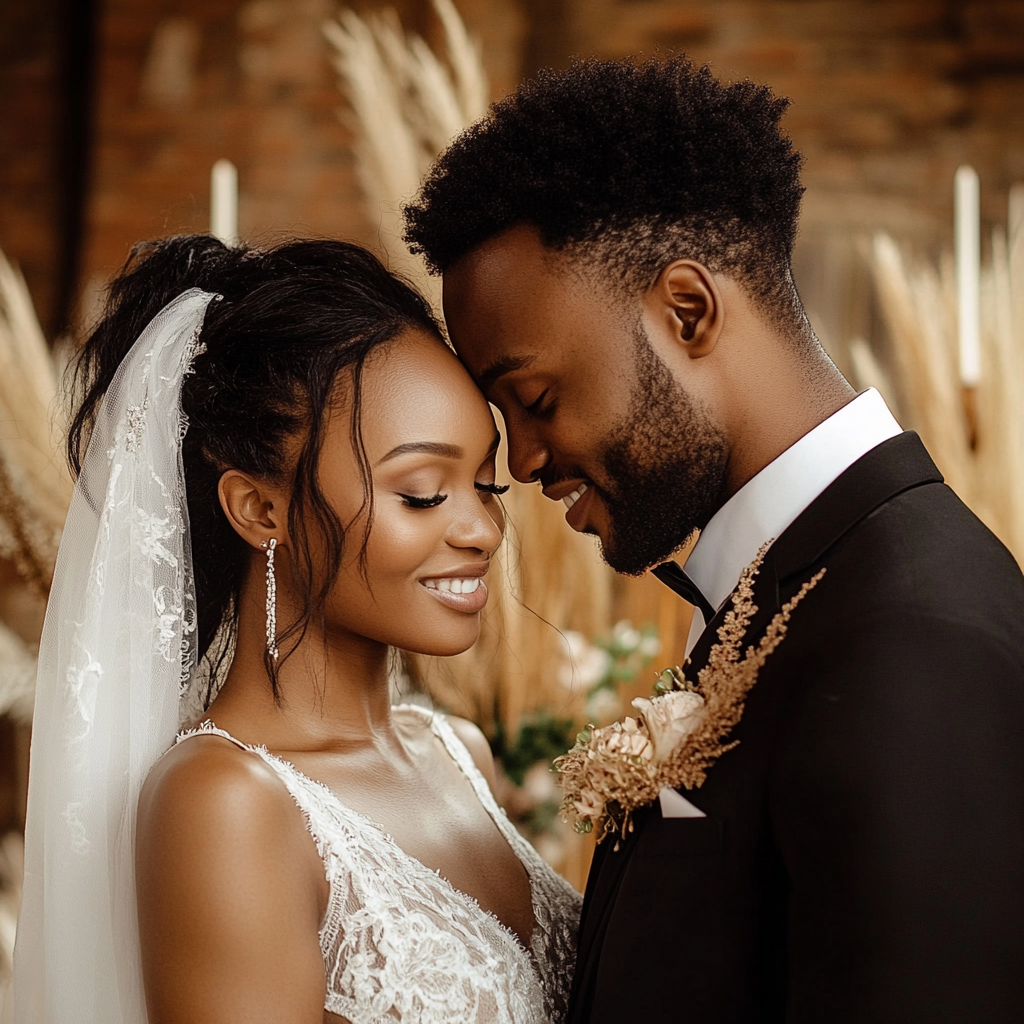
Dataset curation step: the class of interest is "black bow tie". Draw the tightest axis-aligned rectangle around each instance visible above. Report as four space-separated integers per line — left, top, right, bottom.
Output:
650 561 717 624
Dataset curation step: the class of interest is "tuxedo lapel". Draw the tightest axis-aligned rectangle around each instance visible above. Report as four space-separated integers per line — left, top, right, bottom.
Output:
770 430 942 587
683 431 942 676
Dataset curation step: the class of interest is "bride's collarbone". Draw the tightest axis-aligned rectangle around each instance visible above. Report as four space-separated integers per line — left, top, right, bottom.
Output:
285 728 536 947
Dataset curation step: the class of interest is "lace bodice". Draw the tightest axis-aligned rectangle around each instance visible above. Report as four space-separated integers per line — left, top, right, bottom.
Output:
175 708 582 1024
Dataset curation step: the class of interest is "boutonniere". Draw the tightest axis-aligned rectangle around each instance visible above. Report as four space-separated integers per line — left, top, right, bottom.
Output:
554 545 825 847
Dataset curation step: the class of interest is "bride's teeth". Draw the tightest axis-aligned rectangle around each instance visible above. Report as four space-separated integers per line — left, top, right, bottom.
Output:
425 577 483 594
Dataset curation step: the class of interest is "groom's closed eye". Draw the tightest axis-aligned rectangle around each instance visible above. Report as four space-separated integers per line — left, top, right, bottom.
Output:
522 389 556 419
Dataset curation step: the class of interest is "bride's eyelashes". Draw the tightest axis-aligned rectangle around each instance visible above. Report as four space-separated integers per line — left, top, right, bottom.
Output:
400 492 447 509
399 482 509 509
477 482 510 497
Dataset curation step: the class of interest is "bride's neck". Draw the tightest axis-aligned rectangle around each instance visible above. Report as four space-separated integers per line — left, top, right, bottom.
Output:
210 577 395 748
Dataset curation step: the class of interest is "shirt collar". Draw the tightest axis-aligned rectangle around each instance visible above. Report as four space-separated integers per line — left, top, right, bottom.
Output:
682 388 902 615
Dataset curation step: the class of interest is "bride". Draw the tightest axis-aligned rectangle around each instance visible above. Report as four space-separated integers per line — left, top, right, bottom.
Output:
13 236 581 1024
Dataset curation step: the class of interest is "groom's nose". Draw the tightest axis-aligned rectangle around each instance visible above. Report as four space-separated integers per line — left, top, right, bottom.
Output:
505 424 550 484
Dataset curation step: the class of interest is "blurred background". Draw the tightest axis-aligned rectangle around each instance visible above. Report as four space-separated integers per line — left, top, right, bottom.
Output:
1 1 1024 1010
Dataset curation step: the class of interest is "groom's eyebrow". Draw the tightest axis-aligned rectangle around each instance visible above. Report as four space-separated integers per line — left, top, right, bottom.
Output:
478 354 536 391
377 441 464 464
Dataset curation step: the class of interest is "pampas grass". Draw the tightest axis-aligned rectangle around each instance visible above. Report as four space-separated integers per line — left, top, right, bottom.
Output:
0 830 24 1024
0 622 36 724
0 249 72 597
0 247 64 1024
862 226 1024 564
324 0 487 314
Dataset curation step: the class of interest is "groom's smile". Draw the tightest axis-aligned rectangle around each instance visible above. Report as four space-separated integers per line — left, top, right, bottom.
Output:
540 477 594 531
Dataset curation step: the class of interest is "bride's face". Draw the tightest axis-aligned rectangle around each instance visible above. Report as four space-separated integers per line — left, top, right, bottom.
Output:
311 328 506 656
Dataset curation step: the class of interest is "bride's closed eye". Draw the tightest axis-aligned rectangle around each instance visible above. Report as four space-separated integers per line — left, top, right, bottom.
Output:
400 492 447 509
400 482 508 509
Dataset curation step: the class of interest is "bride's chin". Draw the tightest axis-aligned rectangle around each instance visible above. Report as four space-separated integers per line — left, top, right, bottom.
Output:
403 621 482 659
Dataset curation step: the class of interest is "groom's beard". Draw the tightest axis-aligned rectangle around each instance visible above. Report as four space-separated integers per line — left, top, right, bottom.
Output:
595 329 729 576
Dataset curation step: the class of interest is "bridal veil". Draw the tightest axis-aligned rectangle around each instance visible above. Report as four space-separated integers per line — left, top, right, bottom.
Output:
13 289 219 1023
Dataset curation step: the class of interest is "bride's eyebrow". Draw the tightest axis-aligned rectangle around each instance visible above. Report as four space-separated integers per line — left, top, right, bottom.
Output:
376 441 464 465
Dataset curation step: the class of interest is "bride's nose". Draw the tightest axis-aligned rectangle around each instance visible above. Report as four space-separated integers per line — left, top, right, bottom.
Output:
445 495 504 555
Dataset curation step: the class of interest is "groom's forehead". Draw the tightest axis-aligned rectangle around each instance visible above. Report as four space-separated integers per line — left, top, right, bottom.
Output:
443 228 590 364
445 226 558 305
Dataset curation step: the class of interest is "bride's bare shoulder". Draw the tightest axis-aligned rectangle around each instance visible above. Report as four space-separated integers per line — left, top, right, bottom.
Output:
137 733 312 868
136 739 327 1021
141 733 286 820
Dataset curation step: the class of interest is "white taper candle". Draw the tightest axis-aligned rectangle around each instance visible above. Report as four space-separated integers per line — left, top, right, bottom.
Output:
210 159 238 246
1009 182 1024 244
955 164 981 386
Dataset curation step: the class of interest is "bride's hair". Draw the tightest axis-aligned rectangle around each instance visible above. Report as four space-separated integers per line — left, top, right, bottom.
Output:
68 234 439 697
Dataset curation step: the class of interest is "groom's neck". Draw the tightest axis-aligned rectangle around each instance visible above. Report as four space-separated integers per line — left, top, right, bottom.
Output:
712 314 856 502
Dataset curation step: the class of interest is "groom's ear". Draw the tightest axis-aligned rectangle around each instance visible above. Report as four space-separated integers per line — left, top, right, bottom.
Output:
646 260 723 358
218 470 286 550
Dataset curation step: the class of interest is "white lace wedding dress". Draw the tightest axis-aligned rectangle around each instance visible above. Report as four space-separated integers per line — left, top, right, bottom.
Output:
176 706 582 1024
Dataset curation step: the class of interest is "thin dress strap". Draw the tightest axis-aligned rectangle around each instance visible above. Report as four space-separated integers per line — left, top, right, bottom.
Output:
175 719 250 751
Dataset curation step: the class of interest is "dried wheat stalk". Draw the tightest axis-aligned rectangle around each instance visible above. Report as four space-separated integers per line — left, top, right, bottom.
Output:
864 230 1024 564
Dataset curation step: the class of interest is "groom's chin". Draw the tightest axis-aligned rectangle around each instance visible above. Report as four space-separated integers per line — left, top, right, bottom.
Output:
598 535 673 578
598 521 699 577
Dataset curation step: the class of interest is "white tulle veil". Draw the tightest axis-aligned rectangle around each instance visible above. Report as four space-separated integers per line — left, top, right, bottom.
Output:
13 288 220 1023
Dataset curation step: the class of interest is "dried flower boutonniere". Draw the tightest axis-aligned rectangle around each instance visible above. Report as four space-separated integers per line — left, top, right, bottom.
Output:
554 545 825 846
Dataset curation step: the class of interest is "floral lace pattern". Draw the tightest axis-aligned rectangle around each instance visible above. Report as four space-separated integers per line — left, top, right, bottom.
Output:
176 707 582 1024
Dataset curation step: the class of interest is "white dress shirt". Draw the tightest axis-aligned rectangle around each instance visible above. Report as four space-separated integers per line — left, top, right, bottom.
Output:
682 388 902 656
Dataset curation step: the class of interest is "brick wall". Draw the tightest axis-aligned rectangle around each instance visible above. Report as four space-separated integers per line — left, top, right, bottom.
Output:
2 1 1022 332
557 0 1024 238
0 0 62 335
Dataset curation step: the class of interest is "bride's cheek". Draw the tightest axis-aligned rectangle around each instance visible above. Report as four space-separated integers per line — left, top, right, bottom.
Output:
364 509 438 589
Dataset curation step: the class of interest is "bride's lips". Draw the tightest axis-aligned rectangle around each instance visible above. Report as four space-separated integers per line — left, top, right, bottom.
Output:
420 566 489 613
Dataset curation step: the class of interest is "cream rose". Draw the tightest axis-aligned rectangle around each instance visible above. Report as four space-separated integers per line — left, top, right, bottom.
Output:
590 716 653 762
573 786 606 819
631 690 706 763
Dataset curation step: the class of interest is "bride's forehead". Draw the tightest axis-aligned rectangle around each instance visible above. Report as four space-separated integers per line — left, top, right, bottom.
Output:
341 330 494 450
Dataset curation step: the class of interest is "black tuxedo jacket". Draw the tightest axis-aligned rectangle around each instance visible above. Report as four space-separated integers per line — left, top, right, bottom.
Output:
567 432 1024 1023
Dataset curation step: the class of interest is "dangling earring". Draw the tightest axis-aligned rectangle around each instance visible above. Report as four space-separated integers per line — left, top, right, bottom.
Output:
261 538 279 660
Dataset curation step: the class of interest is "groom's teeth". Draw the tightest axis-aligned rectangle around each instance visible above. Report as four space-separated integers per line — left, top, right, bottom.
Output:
562 482 589 510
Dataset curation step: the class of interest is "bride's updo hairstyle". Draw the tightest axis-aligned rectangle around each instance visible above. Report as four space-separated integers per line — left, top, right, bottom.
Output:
68 234 439 696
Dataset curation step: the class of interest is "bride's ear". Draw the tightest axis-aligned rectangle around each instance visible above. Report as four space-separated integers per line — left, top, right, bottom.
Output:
218 470 285 549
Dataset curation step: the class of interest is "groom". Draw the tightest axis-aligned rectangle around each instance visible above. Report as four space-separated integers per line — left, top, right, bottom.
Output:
405 58 1024 1022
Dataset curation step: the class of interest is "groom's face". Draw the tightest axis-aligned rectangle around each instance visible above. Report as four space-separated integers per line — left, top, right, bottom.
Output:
443 226 729 575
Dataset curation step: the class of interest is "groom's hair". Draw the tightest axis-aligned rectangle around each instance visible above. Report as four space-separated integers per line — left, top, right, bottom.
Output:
404 56 809 334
